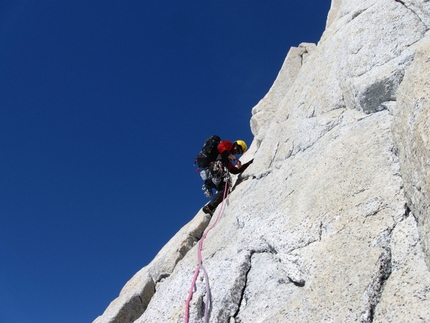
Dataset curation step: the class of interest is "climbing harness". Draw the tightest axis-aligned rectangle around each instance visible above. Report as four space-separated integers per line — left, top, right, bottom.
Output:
184 181 229 323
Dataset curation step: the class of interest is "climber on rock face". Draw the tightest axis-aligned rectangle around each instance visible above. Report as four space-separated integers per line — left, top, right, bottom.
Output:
218 139 246 168
202 139 253 216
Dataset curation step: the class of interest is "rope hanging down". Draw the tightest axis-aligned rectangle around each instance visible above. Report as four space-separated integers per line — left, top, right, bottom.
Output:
184 181 229 323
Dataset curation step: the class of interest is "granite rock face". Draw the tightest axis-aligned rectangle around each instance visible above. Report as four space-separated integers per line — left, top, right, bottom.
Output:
94 1 430 322
392 37 430 270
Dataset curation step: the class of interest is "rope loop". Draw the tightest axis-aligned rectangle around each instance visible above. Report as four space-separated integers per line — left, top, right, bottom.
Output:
184 181 229 323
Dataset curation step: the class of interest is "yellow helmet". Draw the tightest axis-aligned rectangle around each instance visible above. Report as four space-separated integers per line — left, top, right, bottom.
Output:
234 140 247 153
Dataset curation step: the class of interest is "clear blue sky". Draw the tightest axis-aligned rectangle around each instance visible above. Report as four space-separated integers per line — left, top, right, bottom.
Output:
0 1 330 322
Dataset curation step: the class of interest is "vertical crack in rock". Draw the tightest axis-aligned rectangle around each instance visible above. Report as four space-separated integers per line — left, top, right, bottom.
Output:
230 246 284 322
229 252 253 322
360 229 393 323
136 280 156 321
268 141 280 168
196 295 205 321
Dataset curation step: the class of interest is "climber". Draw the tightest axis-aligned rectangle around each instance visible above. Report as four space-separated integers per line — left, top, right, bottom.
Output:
218 139 246 168
202 140 253 216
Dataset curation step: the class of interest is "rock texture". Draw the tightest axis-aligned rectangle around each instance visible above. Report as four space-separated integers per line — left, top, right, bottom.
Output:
94 0 430 322
392 37 430 270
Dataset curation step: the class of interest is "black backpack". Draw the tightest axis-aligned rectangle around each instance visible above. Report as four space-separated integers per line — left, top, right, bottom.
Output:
195 135 221 169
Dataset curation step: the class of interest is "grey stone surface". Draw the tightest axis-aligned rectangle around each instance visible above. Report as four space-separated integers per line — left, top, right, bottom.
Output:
393 34 430 270
95 1 430 322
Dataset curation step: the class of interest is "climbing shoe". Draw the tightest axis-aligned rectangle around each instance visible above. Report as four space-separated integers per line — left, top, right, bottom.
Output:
202 205 214 216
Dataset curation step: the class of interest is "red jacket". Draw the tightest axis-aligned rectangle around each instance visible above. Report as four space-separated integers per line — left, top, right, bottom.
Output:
217 140 233 157
217 140 250 174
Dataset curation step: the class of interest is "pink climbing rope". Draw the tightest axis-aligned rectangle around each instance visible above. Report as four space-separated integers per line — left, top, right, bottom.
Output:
184 181 229 323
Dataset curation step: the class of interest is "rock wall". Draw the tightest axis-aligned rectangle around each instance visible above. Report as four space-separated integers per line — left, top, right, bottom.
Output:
393 38 430 270
94 0 430 322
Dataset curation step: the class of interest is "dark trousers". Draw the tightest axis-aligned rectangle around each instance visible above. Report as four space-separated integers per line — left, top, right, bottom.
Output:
205 179 229 210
